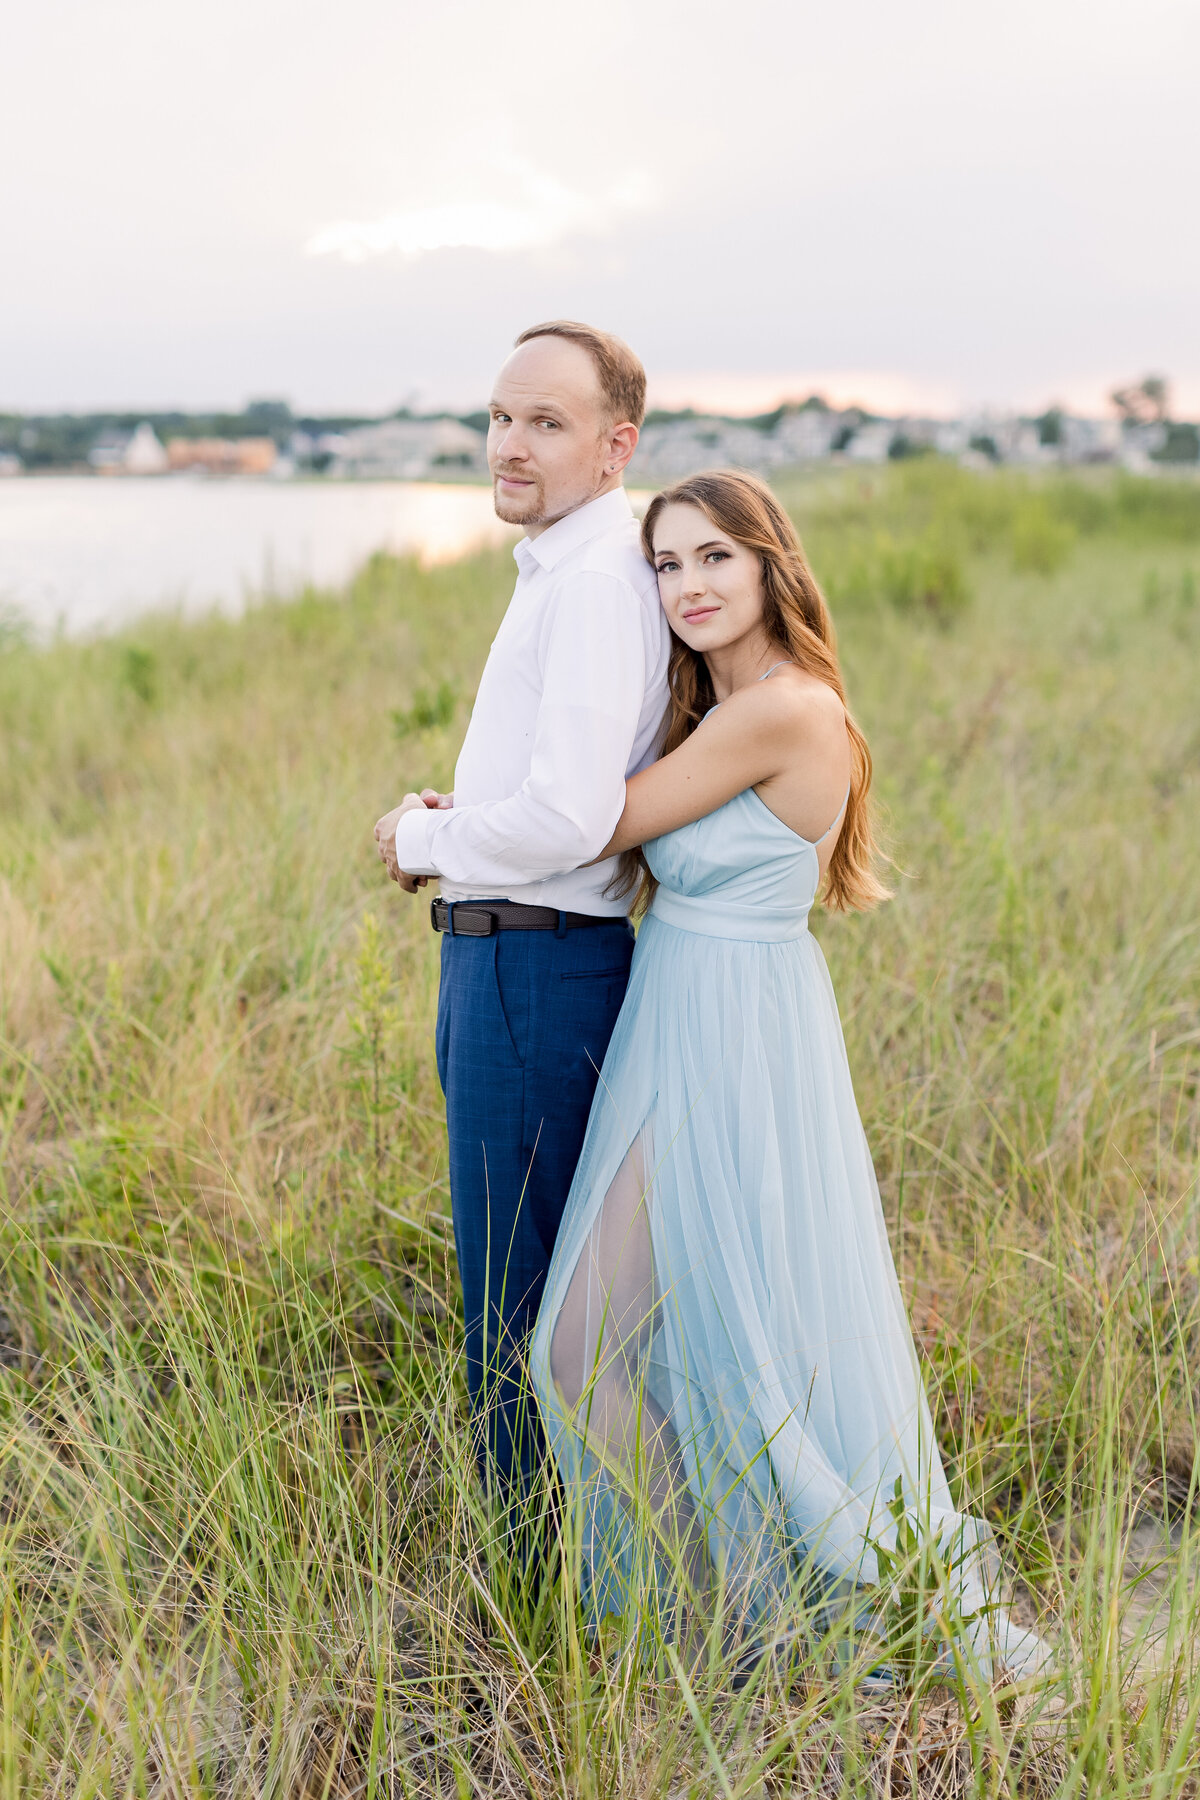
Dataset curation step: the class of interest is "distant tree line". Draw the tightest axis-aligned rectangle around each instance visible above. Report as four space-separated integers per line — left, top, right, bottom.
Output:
1109 376 1200 464
2 380 1196 472
0 396 853 472
0 400 477 472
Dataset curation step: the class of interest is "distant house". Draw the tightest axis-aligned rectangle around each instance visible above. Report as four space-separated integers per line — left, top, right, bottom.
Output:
772 408 839 464
328 418 486 479
232 438 277 475
844 422 893 463
89 422 169 474
124 423 169 474
89 434 130 472
630 417 778 482
933 421 970 457
1118 421 1167 472
166 437 277 475
995 421 1045 465
1058 416 1120 464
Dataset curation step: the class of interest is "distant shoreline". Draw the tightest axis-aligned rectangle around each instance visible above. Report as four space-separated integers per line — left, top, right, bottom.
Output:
0 468 495 488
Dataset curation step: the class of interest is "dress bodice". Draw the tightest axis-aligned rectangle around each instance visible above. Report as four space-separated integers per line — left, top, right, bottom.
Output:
646 787 820 942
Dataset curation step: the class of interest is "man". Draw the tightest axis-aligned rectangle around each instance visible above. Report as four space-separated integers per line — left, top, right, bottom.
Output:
374 321 668 1540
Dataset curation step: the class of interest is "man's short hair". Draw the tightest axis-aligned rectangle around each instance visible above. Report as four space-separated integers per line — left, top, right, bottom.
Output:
514 320 647 429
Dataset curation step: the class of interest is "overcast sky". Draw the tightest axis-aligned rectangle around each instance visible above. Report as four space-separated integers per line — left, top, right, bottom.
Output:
5 0 1199 418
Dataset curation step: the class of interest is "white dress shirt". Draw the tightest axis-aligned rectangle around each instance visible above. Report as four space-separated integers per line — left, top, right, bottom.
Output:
393 487 669 916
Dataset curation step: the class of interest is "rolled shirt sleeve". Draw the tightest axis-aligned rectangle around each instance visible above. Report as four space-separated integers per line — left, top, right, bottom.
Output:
393 569 646 887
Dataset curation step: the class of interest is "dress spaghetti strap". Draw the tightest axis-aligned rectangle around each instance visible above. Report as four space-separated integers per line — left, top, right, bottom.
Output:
706 661 795 718
812 779 852 848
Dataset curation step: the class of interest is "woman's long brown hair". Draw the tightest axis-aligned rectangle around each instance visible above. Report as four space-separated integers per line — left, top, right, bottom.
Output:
626 469 891 915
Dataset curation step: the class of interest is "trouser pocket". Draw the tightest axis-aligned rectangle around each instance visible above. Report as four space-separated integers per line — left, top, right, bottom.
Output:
491 938 527 1067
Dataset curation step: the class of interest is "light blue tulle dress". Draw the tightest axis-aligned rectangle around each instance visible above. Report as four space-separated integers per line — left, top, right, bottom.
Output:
529 707 1049 1680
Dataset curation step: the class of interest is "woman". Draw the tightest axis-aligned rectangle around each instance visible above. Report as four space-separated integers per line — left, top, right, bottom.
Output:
528 470 1050 1684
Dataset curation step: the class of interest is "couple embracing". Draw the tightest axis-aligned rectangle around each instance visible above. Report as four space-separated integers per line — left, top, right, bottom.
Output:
375 321 1050 1687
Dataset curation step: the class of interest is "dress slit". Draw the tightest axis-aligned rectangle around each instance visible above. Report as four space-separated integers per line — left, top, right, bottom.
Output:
547 1120 711 1606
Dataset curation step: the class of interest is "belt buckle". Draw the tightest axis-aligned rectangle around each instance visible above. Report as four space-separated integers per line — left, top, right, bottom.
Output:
448 904 495 937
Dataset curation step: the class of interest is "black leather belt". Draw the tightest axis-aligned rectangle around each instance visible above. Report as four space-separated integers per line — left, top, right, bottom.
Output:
430 897 617 937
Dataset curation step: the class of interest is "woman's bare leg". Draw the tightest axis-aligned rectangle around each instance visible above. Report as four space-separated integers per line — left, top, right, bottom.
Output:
549 1129 710 1609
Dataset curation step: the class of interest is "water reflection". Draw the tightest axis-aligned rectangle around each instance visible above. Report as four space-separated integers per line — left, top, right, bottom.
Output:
0 477 516 637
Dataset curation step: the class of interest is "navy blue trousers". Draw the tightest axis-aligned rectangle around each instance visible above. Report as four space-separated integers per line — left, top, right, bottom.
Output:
435 914 634 1521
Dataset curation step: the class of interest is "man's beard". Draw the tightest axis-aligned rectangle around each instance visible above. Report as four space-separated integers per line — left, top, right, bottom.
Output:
492 466 546 526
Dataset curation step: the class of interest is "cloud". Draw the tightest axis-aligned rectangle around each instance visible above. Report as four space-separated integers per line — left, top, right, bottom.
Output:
305 162 654 263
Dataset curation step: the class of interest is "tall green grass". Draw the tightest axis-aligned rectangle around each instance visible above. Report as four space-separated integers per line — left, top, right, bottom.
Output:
1 463 1199 1794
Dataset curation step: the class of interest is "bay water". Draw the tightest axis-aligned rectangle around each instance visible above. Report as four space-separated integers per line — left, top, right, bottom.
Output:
0 477 515 638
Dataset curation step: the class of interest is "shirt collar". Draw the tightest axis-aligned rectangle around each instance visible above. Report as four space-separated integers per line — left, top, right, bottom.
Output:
513 487 634 575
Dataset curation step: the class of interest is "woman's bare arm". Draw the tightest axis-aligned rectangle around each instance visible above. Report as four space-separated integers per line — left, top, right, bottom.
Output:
600 678 835 856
